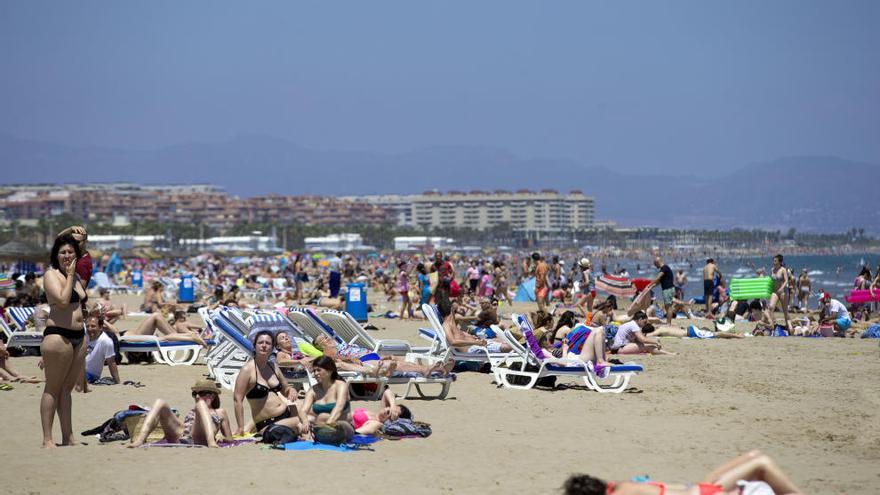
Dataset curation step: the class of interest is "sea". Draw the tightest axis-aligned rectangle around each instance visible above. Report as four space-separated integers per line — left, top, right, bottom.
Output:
612 253 878 301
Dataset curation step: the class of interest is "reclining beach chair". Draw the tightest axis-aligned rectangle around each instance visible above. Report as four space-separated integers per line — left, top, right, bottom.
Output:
317 310 427 355
419 303 512 365
289 308 452 399
493 314 642 393
7 306 35 332
1 315 42 348
288 307 345 344
208 312 312 391
92 272 131 294
118 335 208 367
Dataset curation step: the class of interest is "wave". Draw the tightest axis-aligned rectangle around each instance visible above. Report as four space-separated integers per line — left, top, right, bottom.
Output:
807 270 824 276
735 267 752 274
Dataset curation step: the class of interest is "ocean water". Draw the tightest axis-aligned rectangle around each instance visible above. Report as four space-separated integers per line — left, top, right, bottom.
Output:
618 253 879 301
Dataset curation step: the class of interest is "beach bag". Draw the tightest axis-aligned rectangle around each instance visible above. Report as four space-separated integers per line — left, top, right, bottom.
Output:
313 422 354 446
381 418 432 438
261 424 298 445
862 324 880 339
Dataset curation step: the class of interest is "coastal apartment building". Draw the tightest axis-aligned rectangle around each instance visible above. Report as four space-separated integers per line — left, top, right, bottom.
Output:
0 184 390 229
351 190 595 232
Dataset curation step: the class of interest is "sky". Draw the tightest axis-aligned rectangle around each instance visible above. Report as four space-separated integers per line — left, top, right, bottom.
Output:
1 0 878 177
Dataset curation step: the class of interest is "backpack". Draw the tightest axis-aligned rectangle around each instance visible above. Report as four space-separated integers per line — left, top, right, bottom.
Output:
381 418 432 438
261 424 298 446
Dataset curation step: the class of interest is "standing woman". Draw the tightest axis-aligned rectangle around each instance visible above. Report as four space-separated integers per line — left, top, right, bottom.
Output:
396 261 412 320
769 254 792 331
797 269 812 312
40 234 88 448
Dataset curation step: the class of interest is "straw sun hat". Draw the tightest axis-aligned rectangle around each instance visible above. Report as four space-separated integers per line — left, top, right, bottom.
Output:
191 379 222 395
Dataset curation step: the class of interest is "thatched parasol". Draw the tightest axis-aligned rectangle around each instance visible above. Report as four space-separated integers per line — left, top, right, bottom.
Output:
0 240 46 262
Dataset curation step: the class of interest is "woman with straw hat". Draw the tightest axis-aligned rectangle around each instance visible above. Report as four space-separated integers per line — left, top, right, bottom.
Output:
128 379 232 448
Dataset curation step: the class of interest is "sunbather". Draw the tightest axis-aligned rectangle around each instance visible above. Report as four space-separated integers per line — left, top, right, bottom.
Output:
232 330 301 436
563 450 804 495
273 331 314 370
128 379 232 448
441 301 512 353
312 334 451 377
298 356 353 437
0 341 40 384
650 325 743 339
353 387 413 435
120 312 208 348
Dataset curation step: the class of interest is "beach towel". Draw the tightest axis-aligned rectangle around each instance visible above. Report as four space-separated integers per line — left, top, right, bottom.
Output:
862 324 880 339
280 435 380 452
686 326 715 339
564 324 592 354
595 274 636 298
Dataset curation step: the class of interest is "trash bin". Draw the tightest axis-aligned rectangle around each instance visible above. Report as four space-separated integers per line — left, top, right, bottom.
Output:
131 270 143 289
179 274 195 303
345 283 368 322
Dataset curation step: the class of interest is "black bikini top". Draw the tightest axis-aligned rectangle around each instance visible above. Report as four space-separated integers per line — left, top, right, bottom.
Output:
246 363 283 399
70 289 87 304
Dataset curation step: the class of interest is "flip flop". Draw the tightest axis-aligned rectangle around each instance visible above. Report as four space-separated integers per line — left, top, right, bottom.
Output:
0 383 14 391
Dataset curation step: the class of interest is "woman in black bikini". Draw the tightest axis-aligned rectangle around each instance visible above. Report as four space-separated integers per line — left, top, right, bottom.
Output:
40 234 88 448
232 330 301 436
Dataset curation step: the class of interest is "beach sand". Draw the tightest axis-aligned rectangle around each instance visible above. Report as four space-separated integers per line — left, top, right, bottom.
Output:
2 294 878 494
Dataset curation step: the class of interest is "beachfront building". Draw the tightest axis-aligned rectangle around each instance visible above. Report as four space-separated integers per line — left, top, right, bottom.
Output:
0 184 391 229
304 233 373 252
410 190 594 232
177 235 279 252
393 236 456 251
87 235 167 251
350 190 595 232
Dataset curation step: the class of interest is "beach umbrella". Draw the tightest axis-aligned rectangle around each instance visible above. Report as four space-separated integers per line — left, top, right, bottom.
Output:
0 240 46 262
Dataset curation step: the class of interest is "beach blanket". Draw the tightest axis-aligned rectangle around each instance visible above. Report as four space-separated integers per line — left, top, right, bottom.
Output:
280 435 381 452
143 438 256 448
596 274 636 298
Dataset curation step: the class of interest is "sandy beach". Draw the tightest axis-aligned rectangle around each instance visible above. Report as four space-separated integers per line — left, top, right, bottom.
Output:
2 294 879 495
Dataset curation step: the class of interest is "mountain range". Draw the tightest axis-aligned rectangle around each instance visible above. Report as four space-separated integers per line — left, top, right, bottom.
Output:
2 133 878 233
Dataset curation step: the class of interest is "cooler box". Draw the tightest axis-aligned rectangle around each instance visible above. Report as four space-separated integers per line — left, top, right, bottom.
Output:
345 283 368 322
179 274 195 303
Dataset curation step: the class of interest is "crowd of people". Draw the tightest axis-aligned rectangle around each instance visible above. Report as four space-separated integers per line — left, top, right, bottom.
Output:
1 224 878 494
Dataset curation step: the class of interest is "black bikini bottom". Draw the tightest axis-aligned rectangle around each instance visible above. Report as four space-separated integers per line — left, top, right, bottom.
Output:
256 408 292 432
44 326 85 348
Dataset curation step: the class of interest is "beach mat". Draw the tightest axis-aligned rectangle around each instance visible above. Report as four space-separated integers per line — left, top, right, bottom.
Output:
280 435 381 452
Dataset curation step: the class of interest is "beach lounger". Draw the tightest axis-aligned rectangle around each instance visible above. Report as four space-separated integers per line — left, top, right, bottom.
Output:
287 308 453 399
209 311 312 391
317 310 426 355
118 335 207 367
92 272 132 294
492 314 642 393
0 316 42 348
419 303 512 365
288 307 345 344
7 306 35 332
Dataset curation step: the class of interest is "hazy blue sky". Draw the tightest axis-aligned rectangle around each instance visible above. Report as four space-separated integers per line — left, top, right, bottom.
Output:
1 1 878 176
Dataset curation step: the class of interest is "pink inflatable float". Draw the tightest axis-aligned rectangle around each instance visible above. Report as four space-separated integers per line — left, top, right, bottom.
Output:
845 288 880 304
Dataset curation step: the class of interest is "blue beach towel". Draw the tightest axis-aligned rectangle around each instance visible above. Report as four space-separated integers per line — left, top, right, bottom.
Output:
862 324 880 339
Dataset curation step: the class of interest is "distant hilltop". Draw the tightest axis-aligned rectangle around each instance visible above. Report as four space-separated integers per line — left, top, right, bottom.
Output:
1 132 878 233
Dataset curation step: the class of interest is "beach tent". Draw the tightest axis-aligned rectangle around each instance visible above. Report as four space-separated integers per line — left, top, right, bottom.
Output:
514 277 536 302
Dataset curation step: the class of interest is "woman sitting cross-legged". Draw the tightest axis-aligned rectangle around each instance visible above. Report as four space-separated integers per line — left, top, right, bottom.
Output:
128 379 232 448
232 330 302 436
297 356 353 440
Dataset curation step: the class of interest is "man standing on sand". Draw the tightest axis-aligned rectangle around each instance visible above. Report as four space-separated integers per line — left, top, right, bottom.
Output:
648 256 686 325
702 258 722 315
533 252 550 313
327 251 343 298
